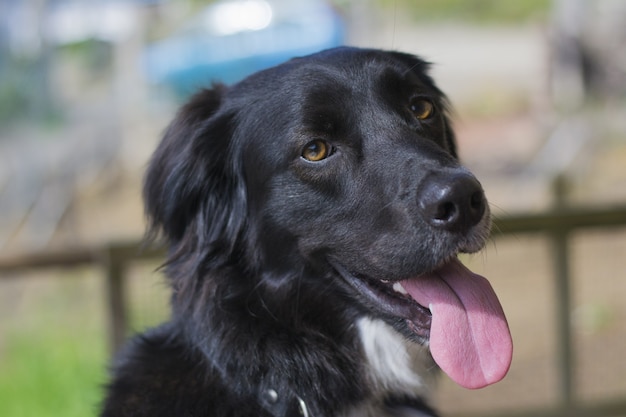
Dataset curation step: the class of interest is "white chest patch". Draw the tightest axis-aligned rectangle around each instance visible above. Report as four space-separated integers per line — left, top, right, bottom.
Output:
357 317 437 400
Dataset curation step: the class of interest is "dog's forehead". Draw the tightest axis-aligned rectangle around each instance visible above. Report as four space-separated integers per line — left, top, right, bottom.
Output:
292 50 432 95
296 48 430 77
287 52 440 129
233 48 434 103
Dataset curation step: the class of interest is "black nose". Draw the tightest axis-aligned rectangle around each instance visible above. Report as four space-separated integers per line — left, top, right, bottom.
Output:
418 172 487 233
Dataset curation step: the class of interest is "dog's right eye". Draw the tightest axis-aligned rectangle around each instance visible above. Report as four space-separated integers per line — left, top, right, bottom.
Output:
409 98 434 120
302 140 333 162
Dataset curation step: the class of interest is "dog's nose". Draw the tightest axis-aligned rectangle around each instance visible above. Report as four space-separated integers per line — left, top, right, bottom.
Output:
418 172 486 233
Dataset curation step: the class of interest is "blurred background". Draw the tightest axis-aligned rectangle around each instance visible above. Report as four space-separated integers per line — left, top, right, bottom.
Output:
1 0 625 416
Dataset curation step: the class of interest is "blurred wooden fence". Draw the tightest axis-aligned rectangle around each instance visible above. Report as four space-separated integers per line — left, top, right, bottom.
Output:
2 198 626 417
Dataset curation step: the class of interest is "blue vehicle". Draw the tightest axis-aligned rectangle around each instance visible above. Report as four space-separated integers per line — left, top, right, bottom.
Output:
143 0 345 97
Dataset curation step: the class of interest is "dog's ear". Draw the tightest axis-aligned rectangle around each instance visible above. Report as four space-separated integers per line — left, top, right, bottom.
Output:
143 85 247 265
390 51 458 159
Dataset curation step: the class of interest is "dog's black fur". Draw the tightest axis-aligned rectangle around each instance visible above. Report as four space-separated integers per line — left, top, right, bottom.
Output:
101 47 491 417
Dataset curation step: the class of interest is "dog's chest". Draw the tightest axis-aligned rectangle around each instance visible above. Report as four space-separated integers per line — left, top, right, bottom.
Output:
342 318 437 417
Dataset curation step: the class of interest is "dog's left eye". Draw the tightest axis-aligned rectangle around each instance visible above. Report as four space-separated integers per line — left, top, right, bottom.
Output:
409 98 434 120
302 140 333 162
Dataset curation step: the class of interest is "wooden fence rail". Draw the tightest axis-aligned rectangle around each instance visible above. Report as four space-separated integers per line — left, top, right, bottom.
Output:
2 203 626 417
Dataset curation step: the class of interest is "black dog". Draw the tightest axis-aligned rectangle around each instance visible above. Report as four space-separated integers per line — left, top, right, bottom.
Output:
101 47 512 417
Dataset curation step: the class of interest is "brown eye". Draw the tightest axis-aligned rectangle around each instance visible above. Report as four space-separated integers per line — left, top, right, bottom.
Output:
410 99 434 120
302 140 332 162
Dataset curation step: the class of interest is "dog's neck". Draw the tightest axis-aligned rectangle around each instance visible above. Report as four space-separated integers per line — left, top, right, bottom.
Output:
254 317 438 417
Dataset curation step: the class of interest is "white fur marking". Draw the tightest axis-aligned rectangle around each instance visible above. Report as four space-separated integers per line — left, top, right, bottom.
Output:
357 317 436 399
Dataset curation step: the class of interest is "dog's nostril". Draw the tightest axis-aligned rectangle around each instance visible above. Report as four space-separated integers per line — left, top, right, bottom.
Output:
434 201 457 222
470 191 483 209
419 172 486 233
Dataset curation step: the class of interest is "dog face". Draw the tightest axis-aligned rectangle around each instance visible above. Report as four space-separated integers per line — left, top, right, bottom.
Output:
239 50 489 278
144 47 511 392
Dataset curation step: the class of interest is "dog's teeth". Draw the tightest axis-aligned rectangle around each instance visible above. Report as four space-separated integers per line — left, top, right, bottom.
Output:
392 282 408 295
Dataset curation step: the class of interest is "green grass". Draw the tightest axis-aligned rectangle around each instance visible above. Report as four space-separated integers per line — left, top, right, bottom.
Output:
0 273 109 417
0 324 107 417
0 266 169 417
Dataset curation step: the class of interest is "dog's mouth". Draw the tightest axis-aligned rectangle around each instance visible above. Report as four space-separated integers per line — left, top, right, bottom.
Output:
331 261 434 340
332 257 513 390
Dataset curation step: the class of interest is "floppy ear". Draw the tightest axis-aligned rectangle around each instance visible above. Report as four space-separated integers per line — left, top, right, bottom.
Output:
143 85 247 266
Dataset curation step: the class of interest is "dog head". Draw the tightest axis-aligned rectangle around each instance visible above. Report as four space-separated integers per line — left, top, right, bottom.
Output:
144 47 512 389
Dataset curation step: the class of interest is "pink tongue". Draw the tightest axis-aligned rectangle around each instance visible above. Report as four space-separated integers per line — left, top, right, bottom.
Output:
400 258 513 389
